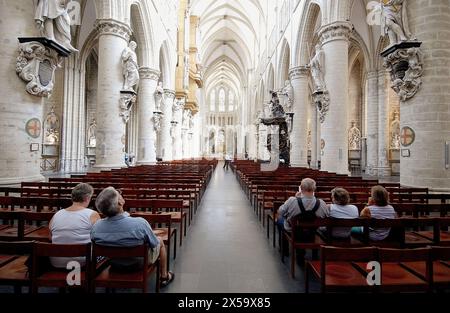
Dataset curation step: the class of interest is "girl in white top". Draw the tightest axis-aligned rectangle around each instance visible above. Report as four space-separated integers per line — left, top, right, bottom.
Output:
326 188 359 238
360 185 397 241
49 183 100 268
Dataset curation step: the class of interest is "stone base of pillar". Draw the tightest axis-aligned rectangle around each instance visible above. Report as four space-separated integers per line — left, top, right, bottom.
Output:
365 166 378 176
0 174 45 186
376 166 391 177
137 161 157 166
291 162 309 168
93 163 125 169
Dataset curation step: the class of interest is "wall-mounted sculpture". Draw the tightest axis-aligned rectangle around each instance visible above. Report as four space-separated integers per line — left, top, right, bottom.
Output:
87 118 97 147
348 121 361 150
34 0 78 53
154 81 164 112
308 44 331 123
380 0 423 101
17 1 76 97
278 80 294 112
119 92 136 124
121 41 139 92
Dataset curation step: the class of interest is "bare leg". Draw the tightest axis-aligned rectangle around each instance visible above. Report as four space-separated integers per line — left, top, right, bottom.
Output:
158 237 168 278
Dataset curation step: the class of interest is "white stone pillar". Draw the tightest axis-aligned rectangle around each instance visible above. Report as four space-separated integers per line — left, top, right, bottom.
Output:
400 0 450 190
182 109 190 159
366 71 379 175
161 89 175 161
0 1 45 184
310 101 319 169
289 66 310 167
377 70 391 176
172 99 184 160
319 22 352 174
94 20 131 168
136 67 160 165
61 54 86 173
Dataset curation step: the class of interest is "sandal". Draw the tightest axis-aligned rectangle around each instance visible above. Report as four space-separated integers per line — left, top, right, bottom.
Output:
160 271 175 288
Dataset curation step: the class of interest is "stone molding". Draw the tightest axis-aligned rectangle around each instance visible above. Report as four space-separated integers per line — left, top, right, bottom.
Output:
318 21 352 45
95 19 132 42
288 66 309 80
139 67 160 81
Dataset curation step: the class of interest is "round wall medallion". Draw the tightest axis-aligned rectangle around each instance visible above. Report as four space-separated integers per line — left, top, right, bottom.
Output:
25 118 41 138
401 126 415 147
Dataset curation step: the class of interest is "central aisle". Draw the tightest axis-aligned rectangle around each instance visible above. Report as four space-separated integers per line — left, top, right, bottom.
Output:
165 163 303 293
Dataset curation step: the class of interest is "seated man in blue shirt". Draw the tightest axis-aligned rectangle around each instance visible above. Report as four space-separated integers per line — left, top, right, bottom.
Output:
91 187 174 287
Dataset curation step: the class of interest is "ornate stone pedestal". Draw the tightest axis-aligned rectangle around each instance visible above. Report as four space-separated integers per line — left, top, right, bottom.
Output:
260 117 290 166
16 38 70 98
119 91 137 124
381 41 423 101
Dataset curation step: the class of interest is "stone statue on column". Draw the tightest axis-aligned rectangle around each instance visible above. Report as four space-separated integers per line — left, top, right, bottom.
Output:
279 80 294 112
154 82 164 111
34 0 78 52
268 91 285 118
87 119 97 147
381 0 413 46
309 45 326 92
348 121 361 150
121 41 139 92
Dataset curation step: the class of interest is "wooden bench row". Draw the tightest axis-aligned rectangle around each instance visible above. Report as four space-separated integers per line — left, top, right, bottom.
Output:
280 217 450 278
0 241 161 293
305 246 450 293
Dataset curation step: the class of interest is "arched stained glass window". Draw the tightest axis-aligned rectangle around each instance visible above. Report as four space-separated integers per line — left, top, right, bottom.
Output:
219 88 226 112
228 91 234 111
210 90 216 111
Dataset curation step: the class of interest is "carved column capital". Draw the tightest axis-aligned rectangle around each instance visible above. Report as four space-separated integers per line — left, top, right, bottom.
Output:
139 67 160 81
163 89 176 99
318 21 353 45
288 66 309 80
366 71 379 80
95 19 132 42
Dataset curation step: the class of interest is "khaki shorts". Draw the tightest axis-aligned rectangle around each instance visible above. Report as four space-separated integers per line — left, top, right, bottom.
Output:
148 243 161 264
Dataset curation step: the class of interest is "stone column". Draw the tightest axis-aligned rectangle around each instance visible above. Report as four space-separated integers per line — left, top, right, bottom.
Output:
182 109 190 159
136 67 160 165
288 66 310 167
0 1 45 184
366 71 379 175
377 70 391 176
61 54 86 173
400 0 450 190
172 99 184 160
161 89 175 161
310 101 319 169
319 22 352 174
94 20 131 168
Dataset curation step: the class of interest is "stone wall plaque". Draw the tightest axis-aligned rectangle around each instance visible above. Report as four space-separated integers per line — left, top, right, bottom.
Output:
26 118 41 138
